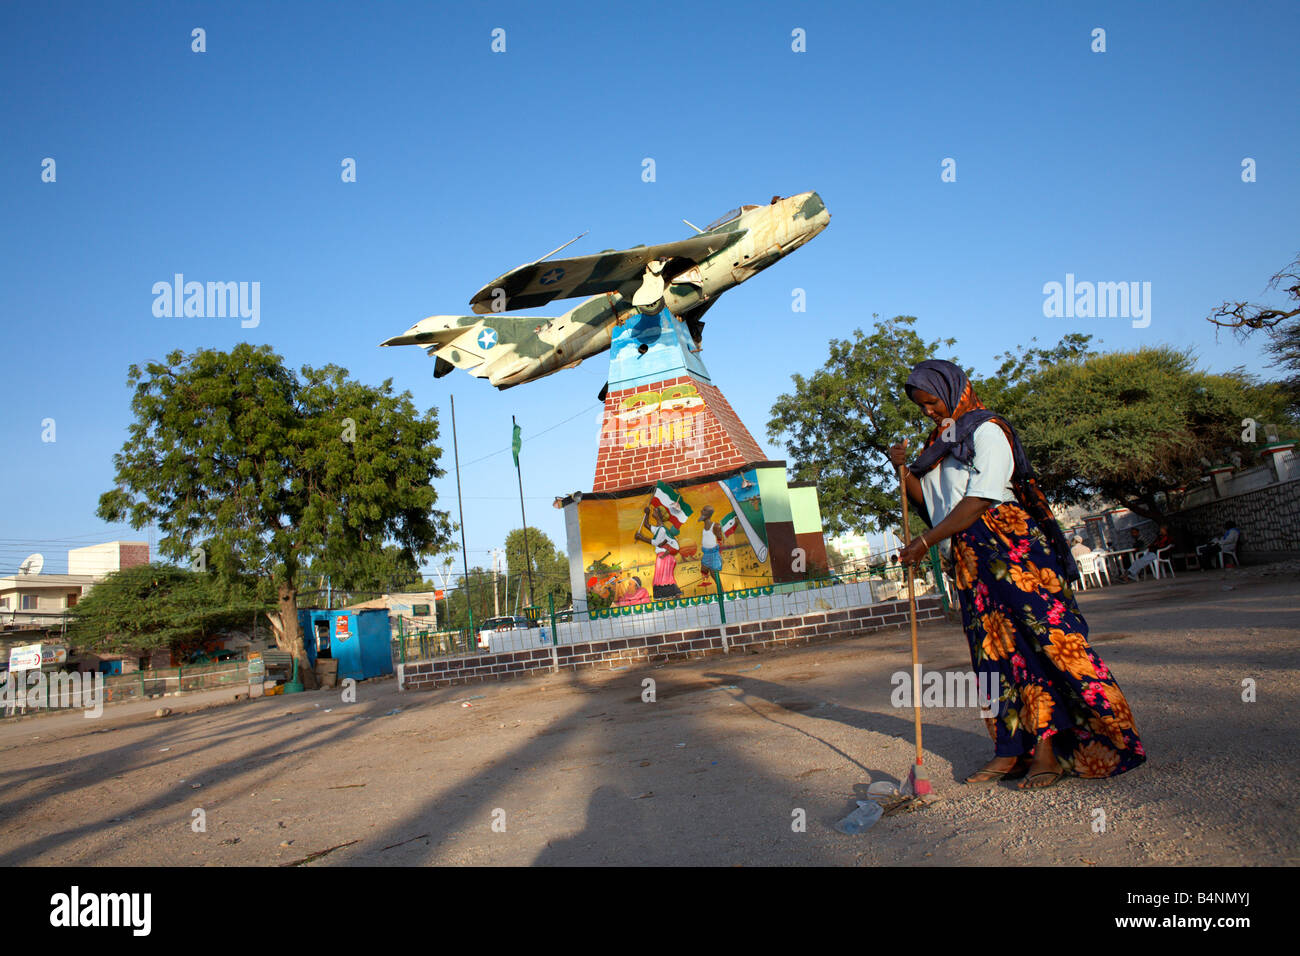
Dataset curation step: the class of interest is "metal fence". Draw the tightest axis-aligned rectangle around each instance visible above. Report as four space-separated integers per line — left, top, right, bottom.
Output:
2 660 253 716
390 618 476 663
1 610 71 635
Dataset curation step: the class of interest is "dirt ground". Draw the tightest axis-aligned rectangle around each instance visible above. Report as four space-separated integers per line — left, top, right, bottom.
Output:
2 564 1297 867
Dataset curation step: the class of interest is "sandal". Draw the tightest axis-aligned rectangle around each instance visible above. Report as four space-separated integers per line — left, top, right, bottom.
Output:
964 758 1028 784
1017 770 1064 790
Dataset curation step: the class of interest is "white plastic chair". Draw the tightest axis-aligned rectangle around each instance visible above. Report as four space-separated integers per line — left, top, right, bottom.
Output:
1076 552 1106 590
1088 550 1112 586
1153 545 1175 579
1092 549 1119 583
1197 539 1241 569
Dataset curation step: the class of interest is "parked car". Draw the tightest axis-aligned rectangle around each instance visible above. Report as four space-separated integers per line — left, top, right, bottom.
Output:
475 615 534 650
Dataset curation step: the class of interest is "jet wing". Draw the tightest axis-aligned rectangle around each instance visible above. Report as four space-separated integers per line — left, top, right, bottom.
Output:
468 231 744 314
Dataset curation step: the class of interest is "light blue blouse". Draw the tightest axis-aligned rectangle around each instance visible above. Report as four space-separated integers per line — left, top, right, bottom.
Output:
917 421 1017 557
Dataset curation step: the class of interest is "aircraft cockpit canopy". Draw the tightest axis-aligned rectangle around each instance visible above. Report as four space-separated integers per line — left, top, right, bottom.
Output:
705 204 762 231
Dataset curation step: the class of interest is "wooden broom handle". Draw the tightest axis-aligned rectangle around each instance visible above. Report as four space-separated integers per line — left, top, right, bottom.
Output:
898 464 924 764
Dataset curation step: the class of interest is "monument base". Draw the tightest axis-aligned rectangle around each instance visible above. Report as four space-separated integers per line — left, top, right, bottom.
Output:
561 465 830 615
558 306 828 616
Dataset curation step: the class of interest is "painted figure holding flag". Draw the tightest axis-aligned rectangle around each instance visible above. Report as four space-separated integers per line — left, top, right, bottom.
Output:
634 503 683 600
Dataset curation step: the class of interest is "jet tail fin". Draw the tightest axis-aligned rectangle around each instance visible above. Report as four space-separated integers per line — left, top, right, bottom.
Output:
381 314 567 385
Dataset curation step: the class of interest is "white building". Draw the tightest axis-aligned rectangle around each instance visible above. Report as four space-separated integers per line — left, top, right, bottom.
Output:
1 541 149 629
68 541 150 577
343 590 446 632
0 573 100 628
826 532 873 573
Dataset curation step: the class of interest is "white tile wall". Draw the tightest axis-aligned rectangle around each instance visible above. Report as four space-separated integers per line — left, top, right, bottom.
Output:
462 580 894 657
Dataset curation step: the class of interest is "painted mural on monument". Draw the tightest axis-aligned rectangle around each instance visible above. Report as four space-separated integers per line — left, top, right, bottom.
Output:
580 468 772 609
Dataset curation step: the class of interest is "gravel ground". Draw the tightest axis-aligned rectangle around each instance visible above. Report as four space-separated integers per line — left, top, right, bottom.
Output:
1 564 1296 866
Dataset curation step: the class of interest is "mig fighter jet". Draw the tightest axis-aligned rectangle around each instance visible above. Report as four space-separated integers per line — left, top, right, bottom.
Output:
380 191 830 389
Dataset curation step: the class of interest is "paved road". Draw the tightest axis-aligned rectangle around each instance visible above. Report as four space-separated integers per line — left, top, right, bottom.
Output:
1 565 1296 866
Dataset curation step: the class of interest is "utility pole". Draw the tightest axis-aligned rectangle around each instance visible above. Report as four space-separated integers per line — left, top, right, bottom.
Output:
434 556 454 630
512 415 536 608
451 395 474 642
492 548 501 617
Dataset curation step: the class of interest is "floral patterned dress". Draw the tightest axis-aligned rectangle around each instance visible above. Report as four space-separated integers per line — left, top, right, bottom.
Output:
951 501 1146 777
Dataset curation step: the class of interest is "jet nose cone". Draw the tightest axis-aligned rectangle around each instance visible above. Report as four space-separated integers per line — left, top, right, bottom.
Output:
801 190 828 217
791 191 830 236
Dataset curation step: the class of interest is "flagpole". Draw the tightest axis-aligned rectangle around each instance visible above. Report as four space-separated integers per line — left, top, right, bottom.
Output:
451 395 474 643
513 415 536 608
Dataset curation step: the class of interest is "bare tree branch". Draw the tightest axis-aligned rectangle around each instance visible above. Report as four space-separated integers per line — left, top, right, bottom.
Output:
1207 254 1300 335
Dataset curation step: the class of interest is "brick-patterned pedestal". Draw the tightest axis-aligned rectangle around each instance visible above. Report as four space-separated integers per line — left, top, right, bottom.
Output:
594 374 767 493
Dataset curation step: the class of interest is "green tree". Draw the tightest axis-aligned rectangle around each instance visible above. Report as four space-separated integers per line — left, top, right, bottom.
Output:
766 315 956 536
504 527 571 612
824 541 849 573
971 333 1099 412
301 544 425 606
68 564 267 655
441 567 499 634
1009 347 1292 521
1264 321 1300 416
97 345 452 689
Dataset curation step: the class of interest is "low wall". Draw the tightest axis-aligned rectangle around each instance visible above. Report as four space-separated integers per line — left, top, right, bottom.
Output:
1168 477 1300 561
477 578 886 656
397 595 945 691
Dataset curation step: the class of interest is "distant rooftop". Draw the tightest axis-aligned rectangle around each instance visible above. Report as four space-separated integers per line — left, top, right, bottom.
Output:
0 573 99 588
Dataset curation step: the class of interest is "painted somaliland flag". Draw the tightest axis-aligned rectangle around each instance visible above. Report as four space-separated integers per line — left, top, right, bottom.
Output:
719 511 739 537
651 480 693 527
512 422 522 468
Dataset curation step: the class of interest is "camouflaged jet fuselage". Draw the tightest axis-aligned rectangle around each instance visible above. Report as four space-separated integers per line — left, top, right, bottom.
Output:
381 191 830 389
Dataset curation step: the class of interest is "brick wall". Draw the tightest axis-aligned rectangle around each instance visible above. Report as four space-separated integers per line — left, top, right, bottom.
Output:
593 374 768 493
398 596 945 690
119 543 150 569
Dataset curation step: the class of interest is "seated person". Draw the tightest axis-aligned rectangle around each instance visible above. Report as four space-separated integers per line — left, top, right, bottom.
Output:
1197 522 1241 567
1069 535 1094 559
1126 527 1144 552
1122 525 1173 581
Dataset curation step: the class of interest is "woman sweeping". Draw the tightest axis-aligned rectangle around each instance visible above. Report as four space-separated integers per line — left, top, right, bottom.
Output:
890 360 1145 789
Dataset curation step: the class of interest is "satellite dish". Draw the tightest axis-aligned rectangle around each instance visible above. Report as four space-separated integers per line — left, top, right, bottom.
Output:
18 553 44 575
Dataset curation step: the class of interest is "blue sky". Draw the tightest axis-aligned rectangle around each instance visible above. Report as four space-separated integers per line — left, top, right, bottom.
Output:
2 0 1297 580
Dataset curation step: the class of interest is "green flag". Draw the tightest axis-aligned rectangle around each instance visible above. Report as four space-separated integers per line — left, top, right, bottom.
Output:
512 422 522 468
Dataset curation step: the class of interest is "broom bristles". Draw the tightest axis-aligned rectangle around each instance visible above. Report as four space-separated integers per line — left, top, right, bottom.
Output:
906 761 933 796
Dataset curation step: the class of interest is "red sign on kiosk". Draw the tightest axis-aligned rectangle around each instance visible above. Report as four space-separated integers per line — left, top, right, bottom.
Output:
335 616 351 642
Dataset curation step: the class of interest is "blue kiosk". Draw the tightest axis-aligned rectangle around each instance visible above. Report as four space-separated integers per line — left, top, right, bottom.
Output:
297 608 394 682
